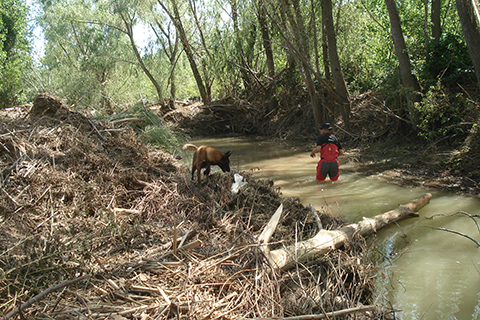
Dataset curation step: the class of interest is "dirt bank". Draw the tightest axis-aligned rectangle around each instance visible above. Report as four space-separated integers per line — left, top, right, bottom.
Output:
343 143 480 194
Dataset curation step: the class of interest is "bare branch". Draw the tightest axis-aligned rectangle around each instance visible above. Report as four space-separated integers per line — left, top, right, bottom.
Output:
435 227 480 247
1 275 89 320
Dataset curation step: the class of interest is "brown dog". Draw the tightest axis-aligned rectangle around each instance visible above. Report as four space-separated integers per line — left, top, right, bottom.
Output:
183 144 231 184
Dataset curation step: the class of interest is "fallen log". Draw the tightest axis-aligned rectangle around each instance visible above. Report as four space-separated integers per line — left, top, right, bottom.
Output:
259 193 432 271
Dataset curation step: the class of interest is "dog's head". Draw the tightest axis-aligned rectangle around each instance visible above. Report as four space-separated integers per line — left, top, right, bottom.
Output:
219 151 231 172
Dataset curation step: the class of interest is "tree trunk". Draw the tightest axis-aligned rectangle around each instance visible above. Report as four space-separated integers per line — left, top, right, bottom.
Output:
119 12 164 104
265 0 340 126
188 0 215 100
455 0 480 90
310 0 320 77
292 0 323 127
424 0 430 57
158 0 210 104
232 0 252 90
258 0 275 78
259 193 432 271
385 0 421 104
321 0 331 83
278 0 323 127
152 19 180 101
322 0 350 127
431 0 442 41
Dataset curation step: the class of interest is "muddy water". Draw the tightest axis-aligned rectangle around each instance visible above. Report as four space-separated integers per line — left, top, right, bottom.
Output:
189 136 480 320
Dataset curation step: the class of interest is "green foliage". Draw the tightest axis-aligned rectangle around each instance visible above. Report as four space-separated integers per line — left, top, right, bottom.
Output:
414 82 476 145
137 105 189 154
142 124 188 154
338 1 394 93
14 0 478 140
422 34 474 88
37 0 162 109
0 0 30 108
107 102 189 154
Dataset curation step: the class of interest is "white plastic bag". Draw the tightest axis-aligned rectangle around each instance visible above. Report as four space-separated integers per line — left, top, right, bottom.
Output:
231 173 247 194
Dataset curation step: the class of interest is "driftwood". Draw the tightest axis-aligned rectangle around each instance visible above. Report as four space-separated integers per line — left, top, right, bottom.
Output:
239 304 376 319
259 193 432 271
428 211 480 247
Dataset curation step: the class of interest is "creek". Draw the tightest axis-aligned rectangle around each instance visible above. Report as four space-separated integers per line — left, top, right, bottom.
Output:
189 136 480 320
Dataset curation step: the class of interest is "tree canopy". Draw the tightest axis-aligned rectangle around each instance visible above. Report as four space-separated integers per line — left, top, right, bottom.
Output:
0 0 30 108
3 0 480 143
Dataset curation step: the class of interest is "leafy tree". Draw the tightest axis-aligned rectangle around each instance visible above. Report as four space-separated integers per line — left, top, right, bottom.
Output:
23 0 480 139
385 0 421 103
423 33 474 88
416 82 475 144
267 0 324 125
38 0 136 110
156 0 211 103
0 0 30 108
150 18 181 100
112 0 166 104
455 0 480 89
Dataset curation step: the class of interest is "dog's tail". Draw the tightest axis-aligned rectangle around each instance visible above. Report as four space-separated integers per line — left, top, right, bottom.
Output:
183 144 198 152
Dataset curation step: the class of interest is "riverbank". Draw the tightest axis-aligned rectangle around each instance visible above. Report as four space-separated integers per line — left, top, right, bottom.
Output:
342 142 480 195
164 92 480 196
0 99 392 319
1 94 475 319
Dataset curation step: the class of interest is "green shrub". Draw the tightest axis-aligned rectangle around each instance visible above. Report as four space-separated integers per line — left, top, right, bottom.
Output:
415 82 476 145
0 0 30 108
142 125 188 155
422 34 475 88
105 102 189 154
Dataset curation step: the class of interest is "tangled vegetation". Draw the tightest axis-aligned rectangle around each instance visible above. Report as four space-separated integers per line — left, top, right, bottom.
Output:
0 94 395 319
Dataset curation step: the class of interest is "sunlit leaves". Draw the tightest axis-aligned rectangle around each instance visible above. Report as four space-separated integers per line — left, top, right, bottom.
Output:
0 0 30 108
37 0 146 107
25 0 475 114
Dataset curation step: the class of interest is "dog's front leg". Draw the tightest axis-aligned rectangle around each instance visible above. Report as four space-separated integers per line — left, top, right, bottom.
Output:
204 165 211 177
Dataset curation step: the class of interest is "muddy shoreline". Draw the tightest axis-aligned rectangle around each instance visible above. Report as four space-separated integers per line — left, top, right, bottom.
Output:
344 145 480 195
232 136 480 195
166 97 480 196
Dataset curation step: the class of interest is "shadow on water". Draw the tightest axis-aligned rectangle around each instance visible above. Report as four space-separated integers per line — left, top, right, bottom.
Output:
191 136 480 320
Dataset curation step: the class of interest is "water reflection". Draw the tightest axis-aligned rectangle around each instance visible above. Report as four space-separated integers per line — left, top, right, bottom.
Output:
190 137 480 320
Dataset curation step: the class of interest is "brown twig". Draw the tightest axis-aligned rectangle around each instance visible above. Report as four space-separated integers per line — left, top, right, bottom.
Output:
239 305 376 319
435 227 480 247
1 275 89 320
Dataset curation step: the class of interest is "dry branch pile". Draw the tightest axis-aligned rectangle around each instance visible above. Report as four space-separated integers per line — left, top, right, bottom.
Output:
450 121 480 180
165 90 398 145
1 94 390 319
165 96 316 139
